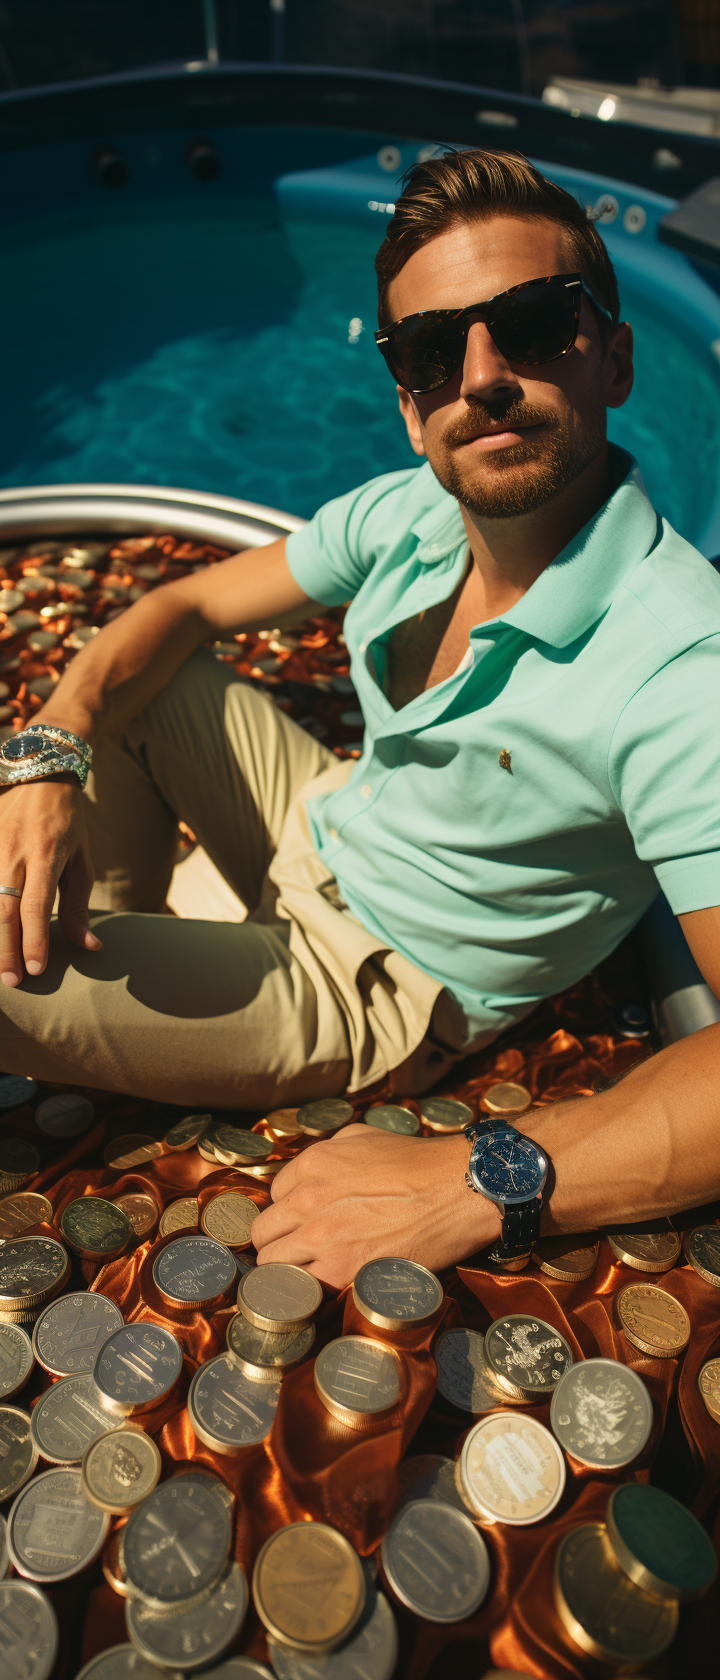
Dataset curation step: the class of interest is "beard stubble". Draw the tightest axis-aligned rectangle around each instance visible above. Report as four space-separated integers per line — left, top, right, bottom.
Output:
429 397 606 520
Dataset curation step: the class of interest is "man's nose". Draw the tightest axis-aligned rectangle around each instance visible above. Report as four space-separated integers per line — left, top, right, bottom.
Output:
460 319 522 402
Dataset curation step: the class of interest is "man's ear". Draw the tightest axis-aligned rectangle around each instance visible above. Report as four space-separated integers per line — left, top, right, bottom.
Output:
605 321 634 411
398 386 426 457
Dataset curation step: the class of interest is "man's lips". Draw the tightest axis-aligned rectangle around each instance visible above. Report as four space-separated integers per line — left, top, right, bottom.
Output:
457 421 545 451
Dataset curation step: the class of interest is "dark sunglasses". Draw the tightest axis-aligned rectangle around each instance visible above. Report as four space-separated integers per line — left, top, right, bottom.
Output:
374 272 613 394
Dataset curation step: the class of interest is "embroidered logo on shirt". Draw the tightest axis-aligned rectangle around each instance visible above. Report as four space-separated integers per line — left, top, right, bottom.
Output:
499 749 512 774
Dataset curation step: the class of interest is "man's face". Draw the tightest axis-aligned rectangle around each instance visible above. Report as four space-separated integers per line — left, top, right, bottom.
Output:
387 215 633 520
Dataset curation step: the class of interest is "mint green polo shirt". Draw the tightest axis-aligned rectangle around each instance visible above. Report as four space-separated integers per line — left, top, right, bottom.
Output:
285 447 720 1046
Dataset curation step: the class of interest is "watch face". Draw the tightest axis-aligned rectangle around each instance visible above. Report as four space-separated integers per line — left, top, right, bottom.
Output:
472 1131 547 1205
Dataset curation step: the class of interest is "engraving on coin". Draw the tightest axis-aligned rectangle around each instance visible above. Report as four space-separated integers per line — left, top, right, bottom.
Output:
485 1315 574 1396
418 1097 473 1133
533 1234 600 1282
253 1523 365 1653
30 1372 118 1463
0 1406 37 1500
208 1125 273 1164
459 1414 566 1525
0 1237 70 1309
554 1523 678 1664
159 1198 198 1237
103 1135 163 1171
363 1105 420 1136
239 1263 322 1331
396 1455 467 1516
314 1337 404 1428
296 1098 354 1136
381 1499 490 1622
352 1258 443 1332
0 1579 59 1680
122 1471 232 1607
607 1220 681 1273
34 1092 95 1138
0 1138 40 1190
226 1314 315 1380
7 1466 110 1582
153 1236 237 1309
82 1426 162 1514
61 1197 131 1259
201 1192 260 1251
0 1323 34 1399
93 1323 183 1415
75 1646 182 1680
163 1112 212 1152
698 1357 720 1424
616 1283 691 1357
606 1482 718 1602
126 1559 248 1671
268 1582 398 1680
683 1225 720 1287
550 1359 653 1468
434 1328 511 1413
0 1192 53 1239
112 1193 158 1241
189 1353 280 1452
32 1293 124 1377
482 1082 532 1116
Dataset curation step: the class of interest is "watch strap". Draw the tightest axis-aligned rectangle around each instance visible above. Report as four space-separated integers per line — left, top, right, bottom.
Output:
501 1197 542 1250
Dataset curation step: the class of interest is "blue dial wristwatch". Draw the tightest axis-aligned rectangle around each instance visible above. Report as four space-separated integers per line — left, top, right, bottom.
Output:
464 1117 549 1264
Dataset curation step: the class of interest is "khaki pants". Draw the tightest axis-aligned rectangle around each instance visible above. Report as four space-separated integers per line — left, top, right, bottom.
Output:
0 651 466 1108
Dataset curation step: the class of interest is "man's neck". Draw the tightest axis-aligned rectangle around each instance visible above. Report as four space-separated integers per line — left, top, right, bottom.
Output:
459 444 614 624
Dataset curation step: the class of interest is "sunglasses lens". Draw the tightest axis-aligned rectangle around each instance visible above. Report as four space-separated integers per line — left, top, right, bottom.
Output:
490 288 579 364
382 315 466 393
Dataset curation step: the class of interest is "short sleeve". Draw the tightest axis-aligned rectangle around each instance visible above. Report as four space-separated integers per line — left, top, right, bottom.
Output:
608 634 720 913
285 469 415 607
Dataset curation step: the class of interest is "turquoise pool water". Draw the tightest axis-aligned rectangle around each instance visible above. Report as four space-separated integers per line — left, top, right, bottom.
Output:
2 185 720 547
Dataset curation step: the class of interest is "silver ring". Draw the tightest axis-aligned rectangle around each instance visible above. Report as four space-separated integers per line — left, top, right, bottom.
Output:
0 885 22 898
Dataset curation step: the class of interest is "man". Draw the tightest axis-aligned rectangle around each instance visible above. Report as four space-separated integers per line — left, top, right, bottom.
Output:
0 151 718 1286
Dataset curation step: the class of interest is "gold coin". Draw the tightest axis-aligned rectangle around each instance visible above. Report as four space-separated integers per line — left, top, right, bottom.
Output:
226 1313 315 1381
112 1192 158 1240
683 1225 720 1287
265 1107 302 1139
533 1233 600 1282
60 1196 131 1260
296 1099 354 1137
314 1336 405 1429
554 1522 678 1665
481 1081 532 1116
162 1113 212 1153
607 1220 681 1274
103 1134 163 1171
252 1522 365 1654
458 1413 566 1525
201 1191 260 1250
102 1529 128 1597
0 1138 40 1194
418 1097 473 1134
0 1192 53 1238
159 1197 199 1237
82 1424 162 1514
240 1160 285 1181
698 1358 720 1424
239 1263 322 1332
208 1125 273 1165
0 1404 38 1501
616 1283 690 1357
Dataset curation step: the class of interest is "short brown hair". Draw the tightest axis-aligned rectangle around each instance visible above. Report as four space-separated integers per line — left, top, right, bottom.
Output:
374 149 620 330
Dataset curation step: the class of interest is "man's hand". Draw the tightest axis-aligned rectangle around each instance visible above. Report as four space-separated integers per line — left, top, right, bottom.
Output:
252 1125 500 1288
0 779 101 987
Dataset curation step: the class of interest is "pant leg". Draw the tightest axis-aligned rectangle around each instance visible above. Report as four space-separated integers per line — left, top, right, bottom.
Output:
85 648 333 913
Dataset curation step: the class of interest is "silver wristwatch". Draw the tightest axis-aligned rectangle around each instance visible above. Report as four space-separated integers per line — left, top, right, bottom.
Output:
0 724 92 789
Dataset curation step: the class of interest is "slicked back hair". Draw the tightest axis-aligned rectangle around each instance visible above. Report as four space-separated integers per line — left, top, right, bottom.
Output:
374 149 620 333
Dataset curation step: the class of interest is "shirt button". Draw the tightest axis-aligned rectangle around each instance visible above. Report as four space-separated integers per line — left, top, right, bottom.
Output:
360 784 372 798
327 827 340 842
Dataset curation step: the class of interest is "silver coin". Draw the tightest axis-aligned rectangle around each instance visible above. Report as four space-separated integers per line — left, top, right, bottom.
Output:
239 1263 322 1330
353 1258 443 1331
0 1076 37 1111
0 1405 37 1501
0 1579 59 1680
269 1581 398 1680
30 1372 118 1463
549 1358 653 1468
163 1112 212 1151
7 1465 110 1582
0 1322 34 1398
296 1098 354 1134
485 1314 574 1396
0 1237 69 1309
314 1336 403 1425
396 1455 467 1516
32 1292 124 1377
34 1092 95 1138
0 1512 6 1579
126 1559 247 1671
188 1353 280 1452
199 1664 273 1680
122 1470 232 1608
75 1648 182 1680
93 1322 183 1416
381 1499 490 1622
434 1328 510 1413
418 1097 473 1131
363 1105 420 1136
153 1236 236 1308
208 1125 273 1164
0 1138 39 1180
226 1313 315 1380
683 1224 720 1285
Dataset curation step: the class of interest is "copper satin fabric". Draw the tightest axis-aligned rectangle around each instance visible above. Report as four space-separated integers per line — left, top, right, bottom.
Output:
6 973 719 1679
